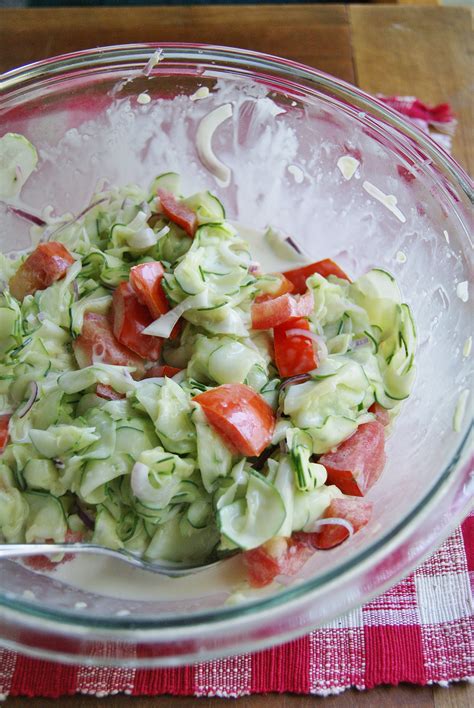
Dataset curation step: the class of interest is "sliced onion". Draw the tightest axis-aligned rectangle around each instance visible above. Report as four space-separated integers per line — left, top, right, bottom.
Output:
250 444 278 471
37 311 46 322
279 373 312 390
249 261 261 274
45 198 108 240
16 382 38 418
354 336 369 348
142 291 208 338
7 206 46 227
306 517 354 536
76 503 95 530
285 236 304 255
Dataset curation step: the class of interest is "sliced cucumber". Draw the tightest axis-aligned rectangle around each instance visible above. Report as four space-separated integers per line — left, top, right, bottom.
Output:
0 133 38 198
80 453 131 503
183 191 225 224
194 406 234 493
24 491 67 543
152 172 181 196
92 506 123 549
218 470 286 550
23 459 59 494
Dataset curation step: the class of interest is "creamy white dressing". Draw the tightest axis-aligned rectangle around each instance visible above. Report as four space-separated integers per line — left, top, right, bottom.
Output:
336 155 359 181
287 164 304 184
195 104 233 186
190 86 210 102
396 250 407 264
136 92 151 105
362 180 406 223
52 548 246 601
452 389 470 433
456 281 469 303
233 223 308 273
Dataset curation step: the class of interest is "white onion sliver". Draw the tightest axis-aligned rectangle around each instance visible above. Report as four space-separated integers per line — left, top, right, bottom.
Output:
354 336 369 348
306 517 354 536
142 291 208 338
16 381 38 418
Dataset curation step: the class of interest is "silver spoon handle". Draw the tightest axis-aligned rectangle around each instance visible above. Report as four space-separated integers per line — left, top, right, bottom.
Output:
0 543 221 577
0 543 107 558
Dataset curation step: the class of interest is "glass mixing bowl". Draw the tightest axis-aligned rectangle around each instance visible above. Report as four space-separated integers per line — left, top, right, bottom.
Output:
0 44 472 666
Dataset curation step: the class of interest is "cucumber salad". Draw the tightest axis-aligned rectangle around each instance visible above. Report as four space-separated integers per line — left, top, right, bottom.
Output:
0 133 416 588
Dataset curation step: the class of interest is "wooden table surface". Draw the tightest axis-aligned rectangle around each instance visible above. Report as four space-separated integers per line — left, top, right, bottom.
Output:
0 4 472 707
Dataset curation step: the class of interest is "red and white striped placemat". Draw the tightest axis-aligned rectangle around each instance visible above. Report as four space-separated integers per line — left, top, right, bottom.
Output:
0 97 471 700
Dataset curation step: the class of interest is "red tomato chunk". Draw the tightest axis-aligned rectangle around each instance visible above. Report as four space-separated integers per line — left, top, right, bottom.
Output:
73 312 145 378
158 189 197 237
283 259 350 294
319 421 386 496
145 365 182 378
255 273 294 303
251 290 313 330
0 414 11 454
243 536 313 588
9 242 75 300
297 497 373 550
112 282 163 361
194 383 275 457
273 317 318 378
369 402 390 427
130 261 170 319
96 384 125 401
23 531 84 572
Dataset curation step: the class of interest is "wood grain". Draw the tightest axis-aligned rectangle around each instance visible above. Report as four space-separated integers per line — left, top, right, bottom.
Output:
0 5 354 83
350 4 473 174
4 681 474 706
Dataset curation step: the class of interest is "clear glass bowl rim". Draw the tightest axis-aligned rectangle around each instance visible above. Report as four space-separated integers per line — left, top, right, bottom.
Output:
0 43 472 643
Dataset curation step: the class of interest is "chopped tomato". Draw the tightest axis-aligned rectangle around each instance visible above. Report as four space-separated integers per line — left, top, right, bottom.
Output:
273 317 318 378
369 402 390 427
145 365 182 378
319 421 386 496
158 189 197 237
243 536 313 588
96 384 125 400
23 530 84 572
194 383 275 457
251 290 314 330
0 414 11 454
73 312 145 379
112 282 163 361
297 497 373 550
130 262 169 319
9 242 75 300
283 259 350 294
130 262 181 339
255 273 295 303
